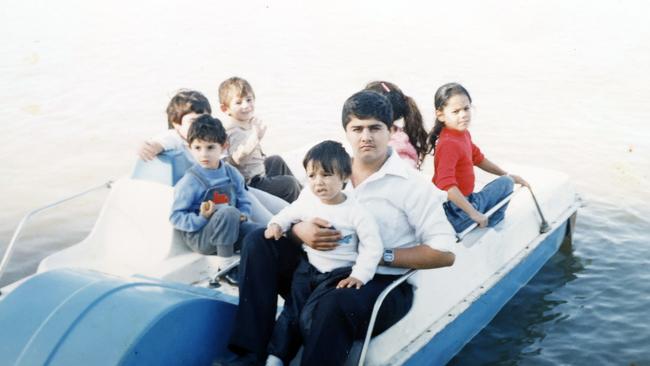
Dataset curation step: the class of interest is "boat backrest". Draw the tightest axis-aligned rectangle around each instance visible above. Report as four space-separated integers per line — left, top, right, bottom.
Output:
131 150 193 187
70 154 196 270
83 178 186 267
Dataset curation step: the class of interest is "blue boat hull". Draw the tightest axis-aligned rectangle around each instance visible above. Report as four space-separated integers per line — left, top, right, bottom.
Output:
404 216 573 365
0 269 237 365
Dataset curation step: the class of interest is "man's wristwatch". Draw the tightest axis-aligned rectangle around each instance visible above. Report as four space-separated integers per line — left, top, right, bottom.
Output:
383 249 395 266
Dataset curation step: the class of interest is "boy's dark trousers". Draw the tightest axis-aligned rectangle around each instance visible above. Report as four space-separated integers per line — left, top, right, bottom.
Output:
267 259 352 364
249 155 302 203
181 206 260 256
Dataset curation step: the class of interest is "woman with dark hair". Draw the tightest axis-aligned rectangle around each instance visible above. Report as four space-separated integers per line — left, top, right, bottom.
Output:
365 80 430 169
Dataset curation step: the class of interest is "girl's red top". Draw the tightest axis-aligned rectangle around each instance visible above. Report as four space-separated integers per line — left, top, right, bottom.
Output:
433 128 485 196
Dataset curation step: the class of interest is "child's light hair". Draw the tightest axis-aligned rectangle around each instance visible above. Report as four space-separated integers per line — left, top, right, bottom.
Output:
218 77 256 105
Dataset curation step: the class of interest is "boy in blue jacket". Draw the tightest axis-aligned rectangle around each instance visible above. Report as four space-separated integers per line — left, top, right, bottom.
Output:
170 114 260 273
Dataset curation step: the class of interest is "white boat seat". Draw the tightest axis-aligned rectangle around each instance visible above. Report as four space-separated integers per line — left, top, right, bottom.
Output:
38 153 220 279
37 177 203 277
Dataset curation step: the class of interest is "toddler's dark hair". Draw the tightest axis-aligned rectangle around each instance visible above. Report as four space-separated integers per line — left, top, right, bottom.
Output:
302 140 352 180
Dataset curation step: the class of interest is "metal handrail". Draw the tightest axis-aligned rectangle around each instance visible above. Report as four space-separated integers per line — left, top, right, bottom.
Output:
455 187 523 242
527 186 551 233
357 268 417 366
0 181 113 285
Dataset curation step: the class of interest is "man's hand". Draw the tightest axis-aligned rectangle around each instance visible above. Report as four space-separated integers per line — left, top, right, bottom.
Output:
265 223 283 240
138 141 164 161
291 218 341 251
200 201 216 219
336 276 363 289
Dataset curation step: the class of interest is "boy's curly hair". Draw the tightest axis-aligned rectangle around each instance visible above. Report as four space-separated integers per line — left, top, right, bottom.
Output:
186 115 227 145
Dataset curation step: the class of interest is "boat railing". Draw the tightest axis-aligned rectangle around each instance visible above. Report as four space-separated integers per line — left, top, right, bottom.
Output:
456 187 523 242
0 181 113 288
357 268 417 366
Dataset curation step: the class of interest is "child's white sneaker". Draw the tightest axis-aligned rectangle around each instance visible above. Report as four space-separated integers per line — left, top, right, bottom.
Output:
215 255 238 272
265 354 284 366
212 255 240 286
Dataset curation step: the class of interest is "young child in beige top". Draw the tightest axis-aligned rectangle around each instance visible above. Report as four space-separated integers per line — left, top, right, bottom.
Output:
218 77 302 203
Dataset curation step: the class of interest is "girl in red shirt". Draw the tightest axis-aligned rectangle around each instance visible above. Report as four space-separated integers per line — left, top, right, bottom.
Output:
430 82 529 233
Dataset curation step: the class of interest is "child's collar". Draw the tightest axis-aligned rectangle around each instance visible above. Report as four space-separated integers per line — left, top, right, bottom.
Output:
226 117 252 130
195 160 223 172
442 127 467 136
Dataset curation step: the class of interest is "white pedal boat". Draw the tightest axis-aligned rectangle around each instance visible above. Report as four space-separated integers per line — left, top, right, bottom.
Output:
0 147 579 365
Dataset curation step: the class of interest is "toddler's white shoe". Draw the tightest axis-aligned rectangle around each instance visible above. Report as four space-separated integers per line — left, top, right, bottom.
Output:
265 354 284 366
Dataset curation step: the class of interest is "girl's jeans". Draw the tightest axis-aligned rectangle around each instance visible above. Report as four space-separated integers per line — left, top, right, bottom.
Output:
443 175 514 233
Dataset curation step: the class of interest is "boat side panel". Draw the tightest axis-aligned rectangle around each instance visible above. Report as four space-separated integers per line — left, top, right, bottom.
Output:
119 299 236 365
0 269 237 366
0 270 104 362
404 220 568 366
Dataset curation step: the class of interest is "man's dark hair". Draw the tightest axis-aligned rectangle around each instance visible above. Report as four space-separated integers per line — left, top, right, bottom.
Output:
341 90 393 129
187 115 227 145
302 140 352 179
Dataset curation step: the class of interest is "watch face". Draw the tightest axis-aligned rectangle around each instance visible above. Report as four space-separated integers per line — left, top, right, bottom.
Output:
384 250 394 263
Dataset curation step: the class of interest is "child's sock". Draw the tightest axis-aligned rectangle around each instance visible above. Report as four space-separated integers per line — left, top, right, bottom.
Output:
265 354 284 366
215 255 238 271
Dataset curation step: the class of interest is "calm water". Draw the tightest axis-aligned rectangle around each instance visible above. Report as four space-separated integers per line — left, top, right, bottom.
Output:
1 1 649 364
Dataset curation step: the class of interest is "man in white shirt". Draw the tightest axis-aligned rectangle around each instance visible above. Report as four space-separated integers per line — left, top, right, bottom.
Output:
225 90 456 366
